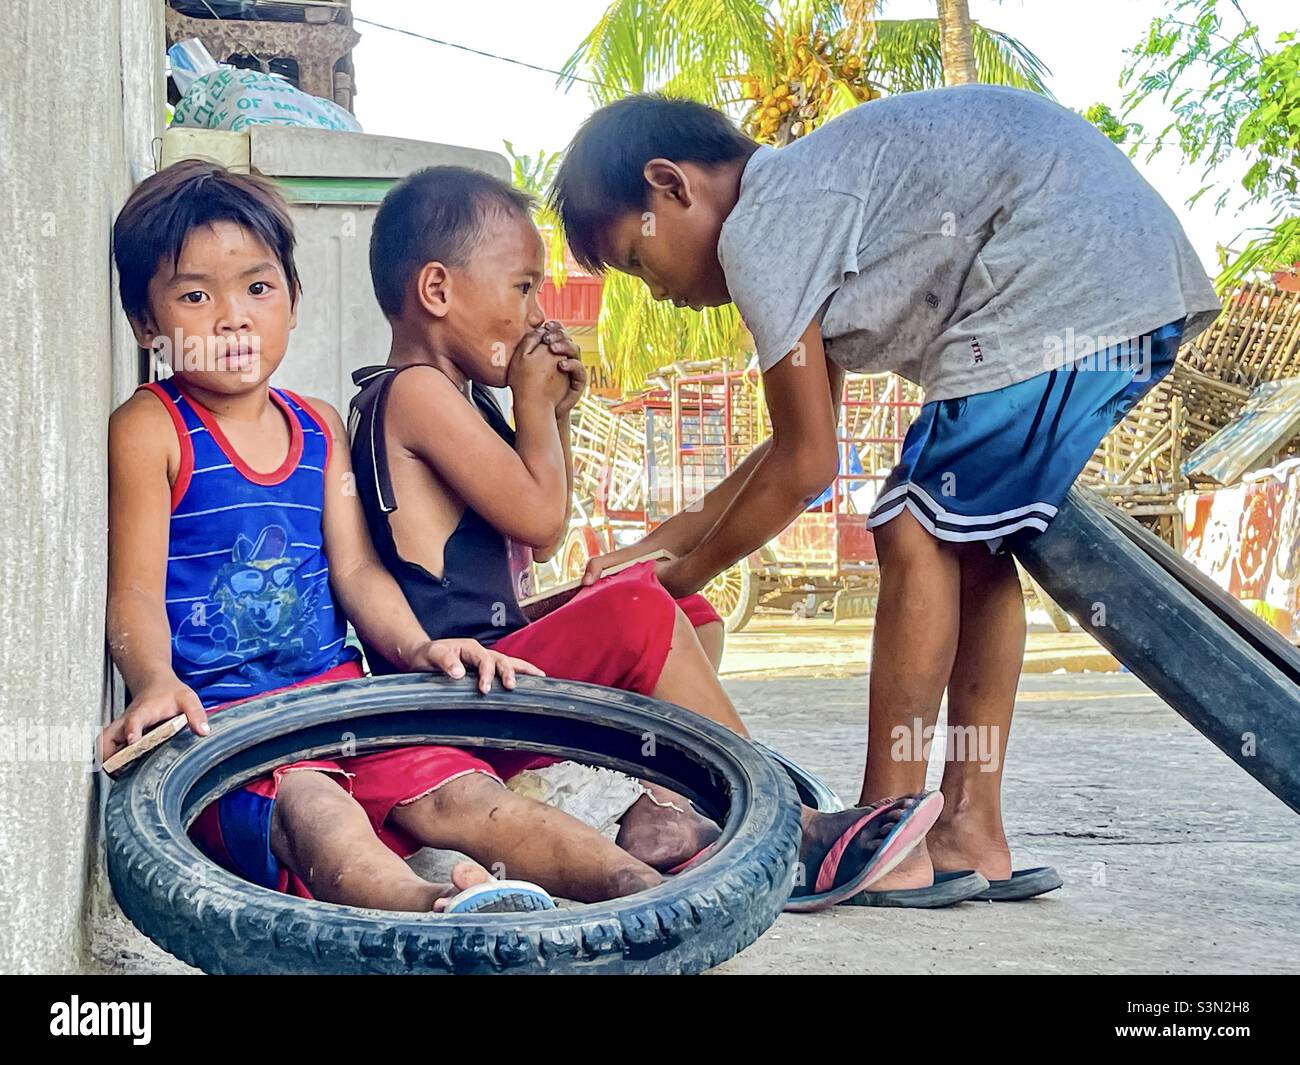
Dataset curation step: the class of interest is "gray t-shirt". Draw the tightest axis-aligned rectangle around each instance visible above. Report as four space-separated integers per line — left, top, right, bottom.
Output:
717 85 1221 402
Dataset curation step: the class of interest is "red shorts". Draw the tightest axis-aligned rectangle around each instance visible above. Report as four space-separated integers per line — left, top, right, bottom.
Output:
189 660 503 899
676 590 724 630
482 561 719 779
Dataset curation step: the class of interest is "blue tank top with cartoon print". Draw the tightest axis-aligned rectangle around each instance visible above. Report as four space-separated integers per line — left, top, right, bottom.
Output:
143 378 358 708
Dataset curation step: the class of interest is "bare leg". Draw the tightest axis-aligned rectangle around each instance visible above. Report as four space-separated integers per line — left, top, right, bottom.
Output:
858 509 962 890
652 606 749 735
270 770 491 910
651 603 931 892
387 771 662 903
693 620 725 673
926 544 1022 881
615 783 721 870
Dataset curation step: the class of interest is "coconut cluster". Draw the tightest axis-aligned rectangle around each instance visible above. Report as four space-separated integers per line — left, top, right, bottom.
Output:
738 30 878 146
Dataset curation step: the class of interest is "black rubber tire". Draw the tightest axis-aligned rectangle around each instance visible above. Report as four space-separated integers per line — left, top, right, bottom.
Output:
1014 487 1300 813
757 742 845 811
105 675 801 975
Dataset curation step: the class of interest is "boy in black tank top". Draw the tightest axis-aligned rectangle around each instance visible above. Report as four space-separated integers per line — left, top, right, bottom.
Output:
353 166 943 911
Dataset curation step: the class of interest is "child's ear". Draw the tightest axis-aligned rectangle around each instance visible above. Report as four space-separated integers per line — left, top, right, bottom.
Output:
643 159 693 208
414 261 452 319
128 312 159 352
288 282 300 330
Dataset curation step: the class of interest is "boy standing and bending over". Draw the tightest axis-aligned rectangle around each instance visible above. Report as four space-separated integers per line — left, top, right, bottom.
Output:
551 88 1220 905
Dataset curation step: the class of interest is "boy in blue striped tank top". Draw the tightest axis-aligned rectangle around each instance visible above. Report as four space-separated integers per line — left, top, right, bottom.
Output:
99 161 694 912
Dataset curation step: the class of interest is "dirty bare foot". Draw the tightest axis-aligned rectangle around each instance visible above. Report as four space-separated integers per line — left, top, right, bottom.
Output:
792 801 906 897
615 784 721 871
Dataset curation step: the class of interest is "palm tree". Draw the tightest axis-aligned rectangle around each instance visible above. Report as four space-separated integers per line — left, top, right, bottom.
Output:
503 141 570 281
558 0 1050 390
937 0 977 85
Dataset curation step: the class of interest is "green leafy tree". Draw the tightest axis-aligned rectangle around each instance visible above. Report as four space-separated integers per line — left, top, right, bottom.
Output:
503 141 570 283
1098 0 1300 290
1082 102 1142 145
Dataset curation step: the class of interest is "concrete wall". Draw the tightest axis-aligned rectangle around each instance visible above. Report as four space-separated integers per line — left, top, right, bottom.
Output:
0 0 162 973
256 129 510 411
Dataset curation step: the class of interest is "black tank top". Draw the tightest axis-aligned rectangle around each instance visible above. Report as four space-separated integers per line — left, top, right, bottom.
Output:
349 365 530 672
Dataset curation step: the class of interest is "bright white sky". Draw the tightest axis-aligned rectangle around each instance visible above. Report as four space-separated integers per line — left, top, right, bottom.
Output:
351 0 1297 273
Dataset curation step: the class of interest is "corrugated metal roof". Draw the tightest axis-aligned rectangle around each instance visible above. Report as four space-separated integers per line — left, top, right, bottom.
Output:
1183 378 1300 486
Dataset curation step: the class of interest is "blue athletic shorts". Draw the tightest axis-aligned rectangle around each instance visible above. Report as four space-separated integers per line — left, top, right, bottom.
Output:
867 319 1184 551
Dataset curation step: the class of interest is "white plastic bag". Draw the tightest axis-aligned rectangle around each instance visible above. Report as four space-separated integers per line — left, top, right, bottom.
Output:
170 67 362 133
167 38 220 96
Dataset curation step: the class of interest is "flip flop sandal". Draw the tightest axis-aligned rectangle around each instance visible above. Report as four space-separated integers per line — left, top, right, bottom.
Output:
443 879 557 914
784 791 944 913
666 844 716 876
842 869 990 909
973 866 1063 902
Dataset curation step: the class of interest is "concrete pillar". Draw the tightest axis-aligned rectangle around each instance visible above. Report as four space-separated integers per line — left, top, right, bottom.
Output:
0 0 163 973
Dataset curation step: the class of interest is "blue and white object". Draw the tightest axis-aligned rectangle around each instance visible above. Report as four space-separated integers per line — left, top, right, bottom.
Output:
167 38 220 96
443 879 557 915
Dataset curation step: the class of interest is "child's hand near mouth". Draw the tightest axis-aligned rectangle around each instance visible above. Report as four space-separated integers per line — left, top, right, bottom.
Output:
539 319 587 417
507 327 570 411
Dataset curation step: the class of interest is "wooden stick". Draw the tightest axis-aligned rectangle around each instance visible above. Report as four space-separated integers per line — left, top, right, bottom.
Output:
518 550 674 621
101 713 189 778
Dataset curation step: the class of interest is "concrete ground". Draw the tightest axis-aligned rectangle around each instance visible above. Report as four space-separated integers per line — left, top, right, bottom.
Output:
711 616 1299 974
719 615 1120 678
714 657 1297 972
91 616 1300 975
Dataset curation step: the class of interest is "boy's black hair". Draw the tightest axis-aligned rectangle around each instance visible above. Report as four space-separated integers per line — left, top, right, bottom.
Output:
548 94 758 273
113 159 299 324
370 166 534 319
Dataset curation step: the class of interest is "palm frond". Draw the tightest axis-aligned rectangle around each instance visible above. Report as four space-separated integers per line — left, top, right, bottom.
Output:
504 141 570 283
595 272 749 390
557 0 651 98
798 0 884 40
865 19 1051 96
970 22 1053 95
559 0 776 105
823 78 863 121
